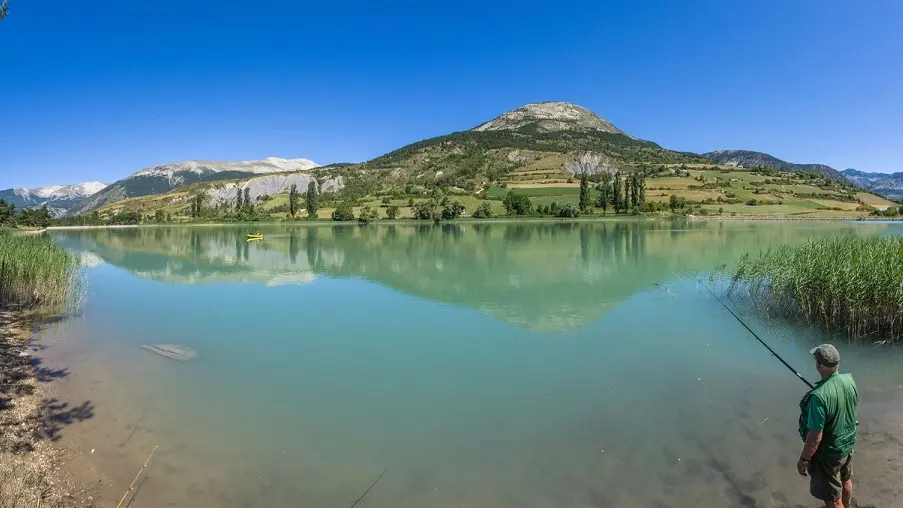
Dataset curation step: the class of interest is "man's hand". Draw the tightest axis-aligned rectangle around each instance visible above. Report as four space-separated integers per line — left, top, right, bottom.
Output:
796 458 809 477
798 429 822 477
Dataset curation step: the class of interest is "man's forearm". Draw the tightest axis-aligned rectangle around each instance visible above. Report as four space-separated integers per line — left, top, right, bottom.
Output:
800 429 823 460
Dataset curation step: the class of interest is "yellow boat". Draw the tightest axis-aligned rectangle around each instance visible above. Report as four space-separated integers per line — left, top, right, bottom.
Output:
247 233 263 241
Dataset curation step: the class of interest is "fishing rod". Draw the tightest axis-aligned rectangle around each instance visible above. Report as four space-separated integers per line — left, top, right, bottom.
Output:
348 468 388 508
704 285 814 390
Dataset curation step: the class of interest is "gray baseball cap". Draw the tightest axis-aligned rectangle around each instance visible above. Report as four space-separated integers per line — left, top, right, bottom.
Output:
810 344 840 366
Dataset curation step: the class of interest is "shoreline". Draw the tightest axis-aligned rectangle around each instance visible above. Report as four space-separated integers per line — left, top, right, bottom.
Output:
687 214 901 222
0 308 98 507
41 215 900 231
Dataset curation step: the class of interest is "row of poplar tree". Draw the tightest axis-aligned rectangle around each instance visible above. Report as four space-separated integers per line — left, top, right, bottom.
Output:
578 171 646 214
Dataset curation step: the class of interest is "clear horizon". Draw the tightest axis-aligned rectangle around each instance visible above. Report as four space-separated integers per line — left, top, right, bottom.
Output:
2 0 902 188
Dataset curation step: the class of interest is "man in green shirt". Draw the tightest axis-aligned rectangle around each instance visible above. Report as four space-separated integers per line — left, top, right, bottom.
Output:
797 344 859 508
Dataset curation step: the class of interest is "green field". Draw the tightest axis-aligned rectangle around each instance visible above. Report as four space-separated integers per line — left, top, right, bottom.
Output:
486 186 581 198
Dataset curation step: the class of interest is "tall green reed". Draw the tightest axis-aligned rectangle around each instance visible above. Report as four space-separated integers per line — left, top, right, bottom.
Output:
730 235 903 342
0 235 82 313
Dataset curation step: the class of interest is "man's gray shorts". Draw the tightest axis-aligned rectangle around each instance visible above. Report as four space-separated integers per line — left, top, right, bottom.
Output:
808 452 853 502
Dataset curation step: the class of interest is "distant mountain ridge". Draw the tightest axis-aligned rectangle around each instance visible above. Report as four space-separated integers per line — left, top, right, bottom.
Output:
10 102 894 216
701 150 848 182
842 168 903 200
0 181 106 216
67 157 318 215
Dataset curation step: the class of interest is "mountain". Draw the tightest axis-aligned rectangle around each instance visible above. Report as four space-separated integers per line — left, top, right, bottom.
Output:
842 169 903 201
352 102 706 191
0 182 106 216
473 102 627 135
701 150 848 182
68 157 318 215
98 170 345 216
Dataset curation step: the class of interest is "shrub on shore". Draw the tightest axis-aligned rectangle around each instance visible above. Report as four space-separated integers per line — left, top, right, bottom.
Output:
729 235 903 342
0 236 80 311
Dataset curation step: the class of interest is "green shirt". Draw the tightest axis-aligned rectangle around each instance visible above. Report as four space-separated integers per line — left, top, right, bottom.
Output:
801 372 859 460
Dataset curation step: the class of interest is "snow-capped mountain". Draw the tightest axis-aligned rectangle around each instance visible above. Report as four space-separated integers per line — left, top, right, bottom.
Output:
0 182 107 216
68 157 319 215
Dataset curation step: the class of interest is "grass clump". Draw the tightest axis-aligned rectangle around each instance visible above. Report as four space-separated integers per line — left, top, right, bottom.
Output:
0 236 80 311
730 235 903 342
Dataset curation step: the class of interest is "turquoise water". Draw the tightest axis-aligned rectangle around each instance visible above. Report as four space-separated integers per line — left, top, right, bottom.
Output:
43 221 903 507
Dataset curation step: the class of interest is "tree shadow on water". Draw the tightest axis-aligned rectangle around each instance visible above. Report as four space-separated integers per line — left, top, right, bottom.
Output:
31 357 70 382
0 311 94 453
40 398 95 442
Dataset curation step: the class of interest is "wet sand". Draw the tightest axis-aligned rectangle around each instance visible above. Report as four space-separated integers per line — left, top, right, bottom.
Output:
0 309 97 507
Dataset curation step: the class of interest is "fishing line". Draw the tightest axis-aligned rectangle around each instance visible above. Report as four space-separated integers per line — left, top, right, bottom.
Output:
704 285 814 390
348 468 388 508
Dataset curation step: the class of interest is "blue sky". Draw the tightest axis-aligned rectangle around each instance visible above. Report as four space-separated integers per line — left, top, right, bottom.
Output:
1 0 901 188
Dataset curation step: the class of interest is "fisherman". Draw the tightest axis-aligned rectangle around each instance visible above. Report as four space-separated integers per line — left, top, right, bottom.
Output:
797 344 859 508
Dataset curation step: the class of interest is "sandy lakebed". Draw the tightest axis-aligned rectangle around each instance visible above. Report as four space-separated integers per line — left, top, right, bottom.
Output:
6 318 902 507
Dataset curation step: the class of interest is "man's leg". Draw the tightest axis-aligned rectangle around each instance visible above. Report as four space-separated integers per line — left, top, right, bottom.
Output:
840 453 854 508
841 479 853 508
810 457 845 508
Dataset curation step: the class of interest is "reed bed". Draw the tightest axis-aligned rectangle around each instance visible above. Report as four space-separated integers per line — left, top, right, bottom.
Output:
0 235 80 312
729 235 903 342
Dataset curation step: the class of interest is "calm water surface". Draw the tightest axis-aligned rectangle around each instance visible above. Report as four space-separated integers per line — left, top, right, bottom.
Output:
41 221 903 507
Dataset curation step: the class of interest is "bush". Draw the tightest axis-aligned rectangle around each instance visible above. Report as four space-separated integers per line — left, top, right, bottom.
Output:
332 203 355 221
556 204 580 218
644 201 669 213
386 205 399 219
871 206 901 217
472 202 493 218
669 195 686 211
442 201 465 220
411 202 435 220
109 211 142 225
358 205 379 224
503 191 532 216
746 199 758 206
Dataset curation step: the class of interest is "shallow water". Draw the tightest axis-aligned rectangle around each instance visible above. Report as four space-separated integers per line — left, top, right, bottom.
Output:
40 221 903 507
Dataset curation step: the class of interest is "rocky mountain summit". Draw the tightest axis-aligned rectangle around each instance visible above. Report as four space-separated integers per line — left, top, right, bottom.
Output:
472 101 627 135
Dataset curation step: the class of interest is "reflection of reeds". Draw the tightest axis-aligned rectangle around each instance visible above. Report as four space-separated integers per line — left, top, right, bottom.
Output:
729 235 903 342
0 236 82 314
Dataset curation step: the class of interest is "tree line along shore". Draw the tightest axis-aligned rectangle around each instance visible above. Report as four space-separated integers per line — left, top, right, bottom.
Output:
3 164 898 230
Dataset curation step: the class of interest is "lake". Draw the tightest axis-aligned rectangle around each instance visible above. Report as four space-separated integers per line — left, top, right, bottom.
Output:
39 221 903 507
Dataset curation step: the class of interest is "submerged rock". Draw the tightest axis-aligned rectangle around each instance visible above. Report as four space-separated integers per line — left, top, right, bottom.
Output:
140 344 197 362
